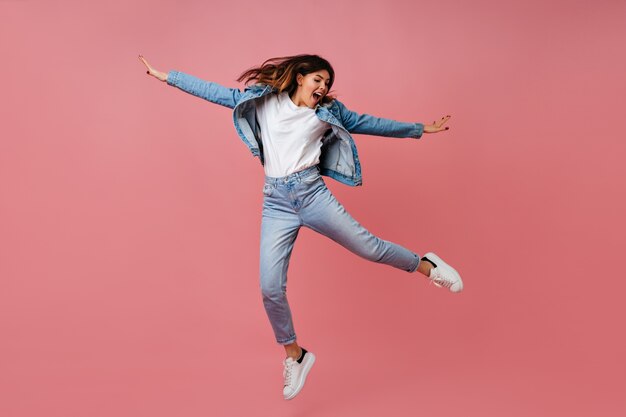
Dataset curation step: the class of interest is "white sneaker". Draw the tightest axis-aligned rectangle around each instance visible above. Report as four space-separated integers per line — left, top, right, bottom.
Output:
282 347 316 400
422 252 464 293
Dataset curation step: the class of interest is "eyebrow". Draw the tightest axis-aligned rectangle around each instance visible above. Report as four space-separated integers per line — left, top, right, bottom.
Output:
314 75 330 81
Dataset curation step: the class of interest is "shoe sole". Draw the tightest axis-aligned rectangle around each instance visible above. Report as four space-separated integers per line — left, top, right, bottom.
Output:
284 352 316 400
424 252 464 293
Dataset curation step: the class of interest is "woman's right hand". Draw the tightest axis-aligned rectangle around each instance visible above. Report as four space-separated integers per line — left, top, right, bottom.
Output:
423 115 451 133
138 54 168 82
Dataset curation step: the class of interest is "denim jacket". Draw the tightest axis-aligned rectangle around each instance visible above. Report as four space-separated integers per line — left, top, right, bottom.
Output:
166 70 424 186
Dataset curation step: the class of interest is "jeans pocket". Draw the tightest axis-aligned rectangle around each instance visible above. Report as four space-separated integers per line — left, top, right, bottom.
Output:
301 174 321 185
262 183 274 197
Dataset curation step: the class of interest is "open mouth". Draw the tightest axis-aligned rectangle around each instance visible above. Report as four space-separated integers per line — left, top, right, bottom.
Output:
312 92 323 103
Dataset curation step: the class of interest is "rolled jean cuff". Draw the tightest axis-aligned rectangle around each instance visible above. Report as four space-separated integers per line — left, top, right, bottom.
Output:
408 253 421 273
277 335 297 345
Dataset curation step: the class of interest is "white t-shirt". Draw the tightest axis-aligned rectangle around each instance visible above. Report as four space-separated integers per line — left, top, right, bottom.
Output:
255 92 330 177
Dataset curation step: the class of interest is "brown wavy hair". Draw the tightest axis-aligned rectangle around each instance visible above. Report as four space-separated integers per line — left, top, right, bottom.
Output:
236 54 336 104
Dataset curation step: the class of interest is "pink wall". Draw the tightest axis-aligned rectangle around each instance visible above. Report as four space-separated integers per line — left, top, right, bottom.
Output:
1 0 625 416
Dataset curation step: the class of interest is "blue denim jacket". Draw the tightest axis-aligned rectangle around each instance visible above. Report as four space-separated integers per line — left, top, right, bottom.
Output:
167 70 424 186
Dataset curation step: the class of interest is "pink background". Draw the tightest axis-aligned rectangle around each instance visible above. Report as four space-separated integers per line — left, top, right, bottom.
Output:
1 0 625 416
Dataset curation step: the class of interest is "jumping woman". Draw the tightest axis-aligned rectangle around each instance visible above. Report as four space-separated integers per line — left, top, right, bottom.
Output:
138 53 464 400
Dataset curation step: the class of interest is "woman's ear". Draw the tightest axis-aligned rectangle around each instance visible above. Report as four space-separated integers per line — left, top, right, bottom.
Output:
296 73 303 86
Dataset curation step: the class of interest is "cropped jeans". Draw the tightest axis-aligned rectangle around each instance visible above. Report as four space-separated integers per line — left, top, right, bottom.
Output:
259 165 421 345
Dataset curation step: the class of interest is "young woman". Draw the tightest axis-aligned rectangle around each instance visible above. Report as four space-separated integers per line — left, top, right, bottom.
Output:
138 53 463 400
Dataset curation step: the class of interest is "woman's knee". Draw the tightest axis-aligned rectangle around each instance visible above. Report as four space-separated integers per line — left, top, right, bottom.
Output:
371 239 388 262
260 274 286 302
353 235 387 262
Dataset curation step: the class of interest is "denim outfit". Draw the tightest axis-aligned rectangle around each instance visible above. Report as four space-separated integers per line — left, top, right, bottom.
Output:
261 166 420 344
166 70 424 344
166 71 424 187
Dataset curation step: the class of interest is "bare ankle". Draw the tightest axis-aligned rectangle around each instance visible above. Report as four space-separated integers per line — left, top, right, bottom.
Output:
290 349 302 360
284 343 302 359
418 259 435 276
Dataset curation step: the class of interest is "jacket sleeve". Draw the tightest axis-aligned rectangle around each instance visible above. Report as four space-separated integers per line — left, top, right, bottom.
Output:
335 99 424 139
166 70 242 109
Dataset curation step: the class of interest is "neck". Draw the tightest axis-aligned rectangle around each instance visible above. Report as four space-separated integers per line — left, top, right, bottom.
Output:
289 92 309 108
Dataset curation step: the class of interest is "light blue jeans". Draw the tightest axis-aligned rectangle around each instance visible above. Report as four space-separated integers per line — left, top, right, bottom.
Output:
260 165 421 344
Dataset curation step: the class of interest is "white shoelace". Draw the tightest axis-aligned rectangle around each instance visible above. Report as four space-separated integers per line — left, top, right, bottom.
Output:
283 358 295 387
430 268 453 289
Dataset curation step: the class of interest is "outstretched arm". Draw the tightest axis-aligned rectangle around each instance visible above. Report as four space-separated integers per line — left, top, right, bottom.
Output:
138 55 242 109
166 71 242 109
336 100 451 138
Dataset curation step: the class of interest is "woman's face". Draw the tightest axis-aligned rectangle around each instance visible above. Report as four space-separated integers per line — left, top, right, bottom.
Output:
294 70 331 108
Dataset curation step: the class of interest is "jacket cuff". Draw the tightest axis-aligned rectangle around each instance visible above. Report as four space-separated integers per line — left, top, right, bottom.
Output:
414 123 424 139
166 70 180 86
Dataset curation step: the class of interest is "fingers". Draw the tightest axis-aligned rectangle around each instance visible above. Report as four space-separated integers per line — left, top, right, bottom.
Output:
438 115 451 126
425 115 451 133
433 115 451 128
138 54 152 72
440 115 451 131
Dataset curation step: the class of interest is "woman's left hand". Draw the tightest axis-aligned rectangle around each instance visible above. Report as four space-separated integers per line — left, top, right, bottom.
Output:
424 115 451 133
